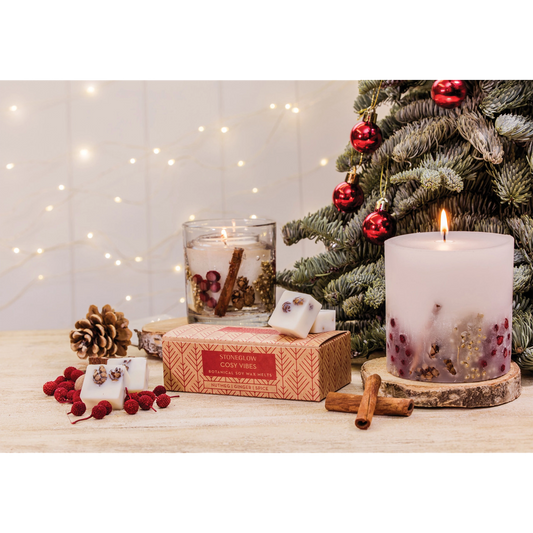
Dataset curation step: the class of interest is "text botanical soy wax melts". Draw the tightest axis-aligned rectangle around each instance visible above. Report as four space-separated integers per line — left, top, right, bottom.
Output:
268 290 322 338
384 211 514 383
80 364 129 410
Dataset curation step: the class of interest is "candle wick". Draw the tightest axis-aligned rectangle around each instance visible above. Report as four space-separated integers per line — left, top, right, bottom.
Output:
443 229 447 242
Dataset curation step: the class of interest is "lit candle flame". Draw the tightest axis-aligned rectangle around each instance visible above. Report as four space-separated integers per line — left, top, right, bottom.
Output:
440 209 449 242
221 229 228 246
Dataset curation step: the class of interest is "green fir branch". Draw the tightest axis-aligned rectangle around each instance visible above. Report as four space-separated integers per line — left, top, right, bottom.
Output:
488 149 532 205
480 80 533 118
456 112 504 164
495 114 533 143
513 310 533 370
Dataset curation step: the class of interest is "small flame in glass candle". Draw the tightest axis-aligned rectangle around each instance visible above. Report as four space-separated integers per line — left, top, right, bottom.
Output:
440 209 449 242
221 229 228 246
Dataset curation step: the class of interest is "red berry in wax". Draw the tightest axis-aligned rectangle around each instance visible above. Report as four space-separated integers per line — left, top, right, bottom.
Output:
501 364 505 372
494 324 499 332
401 359 406 366
503 348 508 358
481 360 487 368
206 270 221 282
199 291 209 302
192 274 203 285
504 318 509 329
405 349 412 357
210 281 221 293
390 319 396 327
395 345 400 353
389 333 393 341
199 280 210 291
507 333 511 340
497 336 504 345
399 335 406 343
399 369 404 376
390 355 395 362
491 349 497 356
55 375 66 384
206 297 217 309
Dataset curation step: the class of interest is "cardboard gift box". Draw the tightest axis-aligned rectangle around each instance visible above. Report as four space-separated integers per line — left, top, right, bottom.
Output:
162 324 351 401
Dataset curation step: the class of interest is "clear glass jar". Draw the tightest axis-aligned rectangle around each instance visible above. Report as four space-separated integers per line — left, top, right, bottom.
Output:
183 218 276 326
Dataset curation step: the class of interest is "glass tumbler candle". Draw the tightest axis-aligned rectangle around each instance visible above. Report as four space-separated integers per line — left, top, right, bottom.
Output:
183 218 276 326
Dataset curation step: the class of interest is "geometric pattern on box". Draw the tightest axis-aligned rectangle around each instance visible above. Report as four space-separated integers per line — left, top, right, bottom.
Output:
162 324 351 401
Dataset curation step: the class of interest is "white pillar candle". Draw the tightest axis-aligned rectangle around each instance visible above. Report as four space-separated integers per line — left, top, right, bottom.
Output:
385 231 514 383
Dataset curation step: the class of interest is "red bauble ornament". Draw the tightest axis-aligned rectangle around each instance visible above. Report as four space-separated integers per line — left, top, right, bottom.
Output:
431 80 466 109
362 201 396 245
350 120 383 154
333 181 364 213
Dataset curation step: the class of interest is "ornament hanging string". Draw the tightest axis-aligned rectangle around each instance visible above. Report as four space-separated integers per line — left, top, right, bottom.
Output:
378 163 389 208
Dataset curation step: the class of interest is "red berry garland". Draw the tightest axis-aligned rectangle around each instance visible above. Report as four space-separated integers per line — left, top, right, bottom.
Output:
138 395 156 412
156 394 171 408
54 387 69 403
153 385 166 397
43 381 58 396
67 401 87 417
44 367 178 419
70 404 107 424
124 399 140 415
98 400 113 415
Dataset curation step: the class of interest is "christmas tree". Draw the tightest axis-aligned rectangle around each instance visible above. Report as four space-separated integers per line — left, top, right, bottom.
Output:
277 80 533 370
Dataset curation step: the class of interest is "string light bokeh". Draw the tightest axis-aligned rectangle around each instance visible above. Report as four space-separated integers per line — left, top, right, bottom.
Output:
1 80 359 330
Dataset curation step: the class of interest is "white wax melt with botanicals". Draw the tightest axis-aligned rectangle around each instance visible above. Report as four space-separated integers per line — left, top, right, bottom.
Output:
80 364 129 410
268 290 322 338
112 358 149 393
310 310 336 333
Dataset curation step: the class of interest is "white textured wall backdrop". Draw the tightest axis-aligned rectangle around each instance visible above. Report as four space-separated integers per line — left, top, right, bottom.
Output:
0 80 359 331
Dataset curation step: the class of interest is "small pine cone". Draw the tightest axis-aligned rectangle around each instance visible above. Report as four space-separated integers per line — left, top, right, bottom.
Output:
243 286 255 306
236 276 249 290
231 290 245 310
69 304 132 359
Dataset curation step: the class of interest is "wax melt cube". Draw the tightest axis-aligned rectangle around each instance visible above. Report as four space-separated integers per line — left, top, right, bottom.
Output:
112 358 149 393
80 364 128 410
310 310 336 333
268 290 322 338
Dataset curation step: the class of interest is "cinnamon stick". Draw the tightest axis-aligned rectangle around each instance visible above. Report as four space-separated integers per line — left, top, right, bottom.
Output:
214 247 244 317
325 392 414 417
88 357 109 365
355 373 382 430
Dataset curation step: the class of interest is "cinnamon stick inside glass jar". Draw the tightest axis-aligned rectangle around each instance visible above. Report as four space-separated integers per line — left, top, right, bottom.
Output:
214 247 244 317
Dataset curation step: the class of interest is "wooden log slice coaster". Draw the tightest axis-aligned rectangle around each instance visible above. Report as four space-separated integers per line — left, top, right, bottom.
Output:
135 317 188 359
360 357 521 408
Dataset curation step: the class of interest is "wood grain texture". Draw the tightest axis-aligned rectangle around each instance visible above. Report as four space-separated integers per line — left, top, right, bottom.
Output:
361 357 521 408
2 330 533 452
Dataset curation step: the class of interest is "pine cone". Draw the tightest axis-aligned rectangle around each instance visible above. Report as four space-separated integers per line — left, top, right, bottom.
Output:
69 304 132 359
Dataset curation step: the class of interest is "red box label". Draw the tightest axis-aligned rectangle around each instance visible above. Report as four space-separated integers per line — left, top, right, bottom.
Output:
201 350 277 380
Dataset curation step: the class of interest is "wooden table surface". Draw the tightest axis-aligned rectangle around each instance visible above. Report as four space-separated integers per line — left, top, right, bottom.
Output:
2 328 533 453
